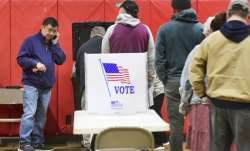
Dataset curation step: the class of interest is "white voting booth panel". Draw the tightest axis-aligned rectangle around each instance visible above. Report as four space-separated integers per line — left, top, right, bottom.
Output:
85 53 148 114
73 53 169 135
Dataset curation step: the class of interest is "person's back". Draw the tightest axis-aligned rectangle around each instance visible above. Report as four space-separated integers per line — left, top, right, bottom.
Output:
81 36 103 53
102 0 155 88
155 1 204 151
189 0 250 150
75 36 103 108
109 20 149 53
75 26 106 150
198 30 250 101
155 8 204 84
190 2 250 104
75 26 106 110
179 12 232 151
158 12 203 78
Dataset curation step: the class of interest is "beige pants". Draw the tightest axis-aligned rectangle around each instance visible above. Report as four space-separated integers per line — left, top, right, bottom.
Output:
81 90 92 147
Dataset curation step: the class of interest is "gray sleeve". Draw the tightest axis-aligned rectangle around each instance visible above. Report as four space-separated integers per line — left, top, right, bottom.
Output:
101 25 115 53
179 46 199 114
180 46 199 90
145 25 156 88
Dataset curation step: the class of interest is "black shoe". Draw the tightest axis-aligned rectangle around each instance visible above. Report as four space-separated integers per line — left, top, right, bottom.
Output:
33 144 53 151
18 143 35 151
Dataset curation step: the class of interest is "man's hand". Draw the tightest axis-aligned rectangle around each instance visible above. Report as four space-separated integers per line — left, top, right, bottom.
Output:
52 32 60 45
201 96 209 104
32 68 39 73
36 62 46 72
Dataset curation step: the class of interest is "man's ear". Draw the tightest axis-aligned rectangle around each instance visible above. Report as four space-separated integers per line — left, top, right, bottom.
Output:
41 25 45 31
40 25 46 36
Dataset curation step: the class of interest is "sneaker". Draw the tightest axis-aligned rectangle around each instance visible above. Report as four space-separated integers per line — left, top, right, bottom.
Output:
33 144 53 151
163 142 170 150
154 146 165 151
81 141 91 148
18 143 35 151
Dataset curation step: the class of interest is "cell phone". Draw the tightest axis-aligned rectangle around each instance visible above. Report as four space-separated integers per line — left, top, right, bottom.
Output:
53 35 57 40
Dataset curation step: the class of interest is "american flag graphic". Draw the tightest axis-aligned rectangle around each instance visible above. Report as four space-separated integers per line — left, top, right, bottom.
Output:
102 63 131 84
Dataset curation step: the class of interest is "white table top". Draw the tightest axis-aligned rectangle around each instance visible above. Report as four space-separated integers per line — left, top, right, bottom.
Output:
73 109 169 134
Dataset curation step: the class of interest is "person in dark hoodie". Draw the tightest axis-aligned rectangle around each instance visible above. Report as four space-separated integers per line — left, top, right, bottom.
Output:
75 26 106 111
102 0 155 89
17 17 66 151
189 0 250 150
75 26 106 150
155 0 204 150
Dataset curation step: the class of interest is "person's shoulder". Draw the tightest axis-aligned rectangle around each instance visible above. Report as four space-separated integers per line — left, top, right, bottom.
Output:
141 23 152 33
205 31 222 41
199 31 221 49
28 32 39 39
78 37 95 51
210 30 221 36
192 22 203 32
159 21 174 31
78 42 88 53
104 24 116 38
107 24 116 31
21 34 34 46
25 33 40 43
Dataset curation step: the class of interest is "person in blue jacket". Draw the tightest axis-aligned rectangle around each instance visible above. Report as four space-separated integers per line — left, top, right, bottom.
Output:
155 0 204 150
16 17 66 151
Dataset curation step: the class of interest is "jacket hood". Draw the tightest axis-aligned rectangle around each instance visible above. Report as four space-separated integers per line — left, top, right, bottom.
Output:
172 9 198 23
220 20 250 43
115 13 140 27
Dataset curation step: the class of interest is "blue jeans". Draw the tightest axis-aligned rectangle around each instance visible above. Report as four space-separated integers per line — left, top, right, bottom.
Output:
19 85 51 145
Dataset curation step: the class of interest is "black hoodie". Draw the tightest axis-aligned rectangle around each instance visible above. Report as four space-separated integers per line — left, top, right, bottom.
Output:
155 9 204 85
220 20 250 43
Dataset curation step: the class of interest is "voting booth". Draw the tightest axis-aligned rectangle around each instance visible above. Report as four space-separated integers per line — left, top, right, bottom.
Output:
85 53 148 114
73 53 169 135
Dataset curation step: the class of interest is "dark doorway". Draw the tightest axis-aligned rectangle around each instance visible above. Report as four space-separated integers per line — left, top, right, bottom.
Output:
71 22 113 110
72 22 113 61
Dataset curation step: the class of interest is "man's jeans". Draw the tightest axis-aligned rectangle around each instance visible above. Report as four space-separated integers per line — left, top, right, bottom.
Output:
20 85 51 145
165 79 184 151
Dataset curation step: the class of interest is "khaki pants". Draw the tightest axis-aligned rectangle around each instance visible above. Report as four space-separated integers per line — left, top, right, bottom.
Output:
81 90 92 147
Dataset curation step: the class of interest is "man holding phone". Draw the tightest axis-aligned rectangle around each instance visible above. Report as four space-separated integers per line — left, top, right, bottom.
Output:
17 17 66 151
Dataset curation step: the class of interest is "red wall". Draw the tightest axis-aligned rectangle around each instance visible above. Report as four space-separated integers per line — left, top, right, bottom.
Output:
0 0 237 136
0 0 10 88
197 0 230 22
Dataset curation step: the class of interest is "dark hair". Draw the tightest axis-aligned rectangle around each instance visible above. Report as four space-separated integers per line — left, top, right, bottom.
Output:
120 0 139 18
90 26 106 38
171 0 191 10
228 4 249 18
210 11 227 31
42 17 58 27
